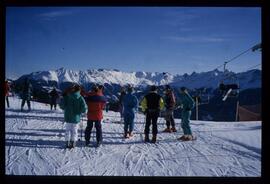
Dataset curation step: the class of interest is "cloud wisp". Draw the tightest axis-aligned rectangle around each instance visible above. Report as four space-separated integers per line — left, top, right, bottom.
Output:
38 9 80 21
162 36 228 43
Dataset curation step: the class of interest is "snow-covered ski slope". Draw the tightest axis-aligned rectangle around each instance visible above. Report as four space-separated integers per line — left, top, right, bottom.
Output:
5 97 261 176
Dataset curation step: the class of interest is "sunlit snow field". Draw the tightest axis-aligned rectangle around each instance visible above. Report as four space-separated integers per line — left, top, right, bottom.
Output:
5 96 261 176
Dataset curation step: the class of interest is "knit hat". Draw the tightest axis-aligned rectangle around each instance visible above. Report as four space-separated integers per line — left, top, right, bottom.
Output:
73 84 81 92
150 85 157 92
165 85 171 90
98 84 104 90
180 87 187 92
91 84 99 92
127 85 133 93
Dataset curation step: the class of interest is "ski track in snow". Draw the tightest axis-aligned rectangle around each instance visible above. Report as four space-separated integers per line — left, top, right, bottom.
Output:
5 97 261 176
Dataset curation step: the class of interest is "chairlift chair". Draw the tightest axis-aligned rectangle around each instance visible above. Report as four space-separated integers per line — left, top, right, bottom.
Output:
219 76 240 99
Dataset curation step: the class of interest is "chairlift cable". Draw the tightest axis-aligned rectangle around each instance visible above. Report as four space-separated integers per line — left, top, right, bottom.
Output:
222 63 261 81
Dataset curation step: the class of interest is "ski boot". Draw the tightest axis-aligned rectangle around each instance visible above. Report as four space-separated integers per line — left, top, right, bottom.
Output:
96 141 102 147
163 128 172 133
171 127 177 132
85 140 90 147
177 135 186 141
65 141 70 149
124 132 129 139
128 131 133 138
151 134 157 143
144 134 150 143
69 141 76 148
183 135 196 141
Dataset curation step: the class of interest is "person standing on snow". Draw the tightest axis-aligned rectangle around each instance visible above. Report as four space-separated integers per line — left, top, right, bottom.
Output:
122 85 138 138
84 85 107 147
163 85 177 133
177 87 195 141
141 85 164 143
5 80 10 108
49 87 59 110
60 84 87 149
21 78 33 112
119 86 126 121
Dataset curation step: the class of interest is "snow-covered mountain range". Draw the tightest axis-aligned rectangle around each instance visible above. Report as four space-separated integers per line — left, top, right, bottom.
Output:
16 67 261 90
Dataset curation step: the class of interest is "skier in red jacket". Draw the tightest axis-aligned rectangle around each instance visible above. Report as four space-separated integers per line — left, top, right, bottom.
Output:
84 84 107 147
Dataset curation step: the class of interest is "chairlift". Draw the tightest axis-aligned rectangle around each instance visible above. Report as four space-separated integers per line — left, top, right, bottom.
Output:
219 62 240 99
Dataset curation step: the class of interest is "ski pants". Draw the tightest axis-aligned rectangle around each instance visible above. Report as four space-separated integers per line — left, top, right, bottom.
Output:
6 96 9 108
21 99 31 110
181 110 192 135
165 109 175 128
119 105 124 119
124 113 135 133
85 120 102 143
65 123 79 142
144 110 159 135
50 98 57 110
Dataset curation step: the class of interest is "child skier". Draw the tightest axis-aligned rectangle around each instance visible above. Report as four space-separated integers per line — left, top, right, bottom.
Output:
60 84 87 149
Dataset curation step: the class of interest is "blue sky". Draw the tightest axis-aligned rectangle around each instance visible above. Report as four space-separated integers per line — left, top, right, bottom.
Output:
6 7 261 79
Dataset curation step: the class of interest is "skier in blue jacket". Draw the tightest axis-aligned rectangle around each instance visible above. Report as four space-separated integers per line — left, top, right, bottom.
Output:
122 85 138 138
178 87 195 141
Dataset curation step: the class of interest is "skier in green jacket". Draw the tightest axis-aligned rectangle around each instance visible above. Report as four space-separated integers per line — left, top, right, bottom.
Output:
177 87 195 141
60 84 88 149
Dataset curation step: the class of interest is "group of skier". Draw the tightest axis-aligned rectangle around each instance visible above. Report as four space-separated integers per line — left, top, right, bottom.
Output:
120 84 196 144
59 83 195 149
5 78 34 111
6 78 63 111
5 78 195 149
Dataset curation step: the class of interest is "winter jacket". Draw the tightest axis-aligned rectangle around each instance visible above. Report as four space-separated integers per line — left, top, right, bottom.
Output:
141 92 164 112
5 81 10 96
164 90 176 109
21 82 32 100
180 92 195 111
50 89 59 100
119 91 126 105
60 91 87 123
123 92 138 118
85 91 107 121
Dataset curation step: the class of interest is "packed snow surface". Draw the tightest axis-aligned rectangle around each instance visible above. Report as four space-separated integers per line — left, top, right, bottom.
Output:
5 97 261 176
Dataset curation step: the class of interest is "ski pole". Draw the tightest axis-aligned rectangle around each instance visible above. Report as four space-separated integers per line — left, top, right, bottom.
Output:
80 118 83 141
79 114 84 141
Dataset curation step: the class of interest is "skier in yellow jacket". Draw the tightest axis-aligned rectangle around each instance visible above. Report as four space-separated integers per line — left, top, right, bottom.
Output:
141 85 164 143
